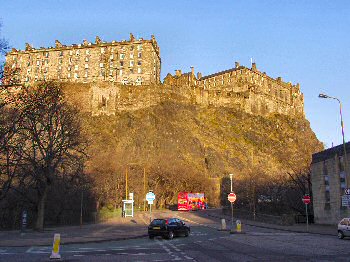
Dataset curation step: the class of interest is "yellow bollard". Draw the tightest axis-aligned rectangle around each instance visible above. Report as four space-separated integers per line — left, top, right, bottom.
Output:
236 220 242 233
50 233 61 259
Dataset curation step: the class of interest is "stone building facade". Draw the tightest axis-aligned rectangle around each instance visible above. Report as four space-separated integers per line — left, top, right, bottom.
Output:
4 34 304 118
311 143 350 224
164 62 304 117
4 33 161 86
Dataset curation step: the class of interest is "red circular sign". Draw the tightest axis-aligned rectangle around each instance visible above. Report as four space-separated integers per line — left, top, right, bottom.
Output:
228 192 237 203
302 195 311 205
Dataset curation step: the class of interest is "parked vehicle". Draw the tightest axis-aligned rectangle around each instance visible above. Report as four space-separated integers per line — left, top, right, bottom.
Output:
148 218 190 239
338 217 350 239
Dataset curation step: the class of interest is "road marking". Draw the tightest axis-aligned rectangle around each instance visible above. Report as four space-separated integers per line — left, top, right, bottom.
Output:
25 247 33 253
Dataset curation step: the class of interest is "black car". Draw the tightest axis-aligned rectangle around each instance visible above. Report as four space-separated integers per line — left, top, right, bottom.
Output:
148 218 190 239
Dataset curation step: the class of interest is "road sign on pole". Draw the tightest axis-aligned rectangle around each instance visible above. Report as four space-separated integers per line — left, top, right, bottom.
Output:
227 193 237 203
146 191 156 222
345 188 350 195
227 192 237 233
302 195 311 205
302 195 311 231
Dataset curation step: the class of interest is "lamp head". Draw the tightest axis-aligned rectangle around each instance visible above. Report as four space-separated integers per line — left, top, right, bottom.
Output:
318 93 329 99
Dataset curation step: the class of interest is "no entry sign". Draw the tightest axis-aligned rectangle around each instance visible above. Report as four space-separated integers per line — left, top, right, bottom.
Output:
227 192 237 203
302 195 311 205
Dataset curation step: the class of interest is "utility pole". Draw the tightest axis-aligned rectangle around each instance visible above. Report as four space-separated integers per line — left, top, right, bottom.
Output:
144 168 146 211
125 167 128 200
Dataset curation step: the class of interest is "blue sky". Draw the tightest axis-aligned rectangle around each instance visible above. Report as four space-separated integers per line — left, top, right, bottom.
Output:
1 0 349 148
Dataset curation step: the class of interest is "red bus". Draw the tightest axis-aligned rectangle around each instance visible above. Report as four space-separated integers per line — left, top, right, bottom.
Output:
178 192 206 211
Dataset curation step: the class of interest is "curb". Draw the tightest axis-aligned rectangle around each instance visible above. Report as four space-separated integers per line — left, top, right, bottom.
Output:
205 213 335 237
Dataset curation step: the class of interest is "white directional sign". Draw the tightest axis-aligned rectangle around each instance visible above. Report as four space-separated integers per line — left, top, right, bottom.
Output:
341 195 350 207
146 191 156 204
345 188 350 195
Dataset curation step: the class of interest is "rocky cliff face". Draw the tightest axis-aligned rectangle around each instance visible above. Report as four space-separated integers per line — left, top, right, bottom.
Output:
77 82 322 206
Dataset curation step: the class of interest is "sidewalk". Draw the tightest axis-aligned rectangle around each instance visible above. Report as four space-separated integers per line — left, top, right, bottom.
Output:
202 209 337 236
0 211 151 247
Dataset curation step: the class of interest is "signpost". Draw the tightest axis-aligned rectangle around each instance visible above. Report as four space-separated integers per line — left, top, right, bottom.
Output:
302 195 311 231
227 192 236 233
146 191 156 222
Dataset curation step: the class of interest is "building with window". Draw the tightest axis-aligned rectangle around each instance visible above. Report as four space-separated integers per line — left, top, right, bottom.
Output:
311 142 350 224
4 33 161 86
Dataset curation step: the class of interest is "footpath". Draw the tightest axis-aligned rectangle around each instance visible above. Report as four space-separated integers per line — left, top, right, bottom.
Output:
0 209 337 247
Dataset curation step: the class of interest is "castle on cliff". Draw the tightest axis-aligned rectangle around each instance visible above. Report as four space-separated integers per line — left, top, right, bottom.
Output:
4 34 304 118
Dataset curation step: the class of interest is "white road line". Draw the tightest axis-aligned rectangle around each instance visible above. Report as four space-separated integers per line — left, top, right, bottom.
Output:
25 247 34 253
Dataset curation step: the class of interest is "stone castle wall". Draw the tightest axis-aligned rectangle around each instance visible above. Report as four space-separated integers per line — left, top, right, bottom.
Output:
4 34 161 86
164 62 304 117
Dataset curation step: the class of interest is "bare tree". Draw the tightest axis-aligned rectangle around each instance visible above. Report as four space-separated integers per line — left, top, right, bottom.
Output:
0 81 87 230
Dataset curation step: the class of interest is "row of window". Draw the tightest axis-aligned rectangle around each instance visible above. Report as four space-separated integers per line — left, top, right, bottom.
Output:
322 157 347 209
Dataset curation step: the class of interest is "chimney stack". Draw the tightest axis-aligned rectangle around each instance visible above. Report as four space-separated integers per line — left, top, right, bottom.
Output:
190 66 194 76
235 62 240 68
252 62 257 71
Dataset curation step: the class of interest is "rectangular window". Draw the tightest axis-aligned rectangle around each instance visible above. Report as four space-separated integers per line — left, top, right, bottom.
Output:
339 156 345 172
137 44 142 51
86 49 90 55
85 57 89 62
137 67 142 74
76 50 80 55
120 61 124 67
69 50 73 55
85 64 89 69
75 65 79 70
137 61 142 66
100 63 104 68
120 53 125 60
130 53 134 59
130 60 134 67
101 48 105 53
67 73 71 78
138 52 142 58
74 73 79 79
84 70 88 78
119 70 123 76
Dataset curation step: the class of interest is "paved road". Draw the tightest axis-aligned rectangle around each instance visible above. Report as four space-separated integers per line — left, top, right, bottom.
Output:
1 211 349 261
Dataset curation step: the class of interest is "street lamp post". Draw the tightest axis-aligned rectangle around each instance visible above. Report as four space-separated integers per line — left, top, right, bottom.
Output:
319 93 349 188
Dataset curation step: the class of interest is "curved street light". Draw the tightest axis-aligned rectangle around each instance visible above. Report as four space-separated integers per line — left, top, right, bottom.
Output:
319 93 349 188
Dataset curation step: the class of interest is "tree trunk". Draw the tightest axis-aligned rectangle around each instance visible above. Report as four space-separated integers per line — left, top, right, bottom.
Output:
35 187 48 231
